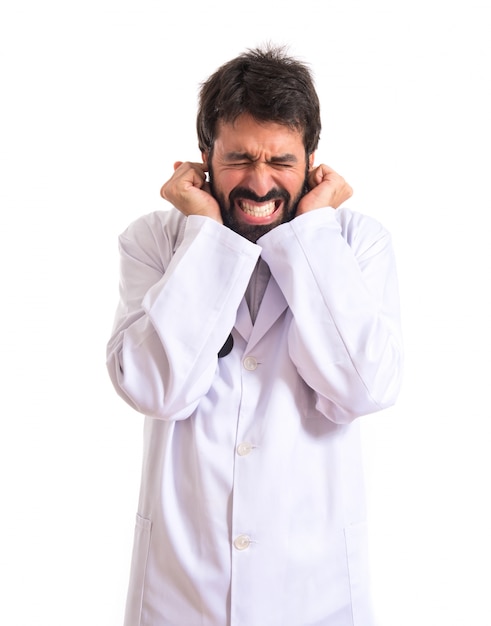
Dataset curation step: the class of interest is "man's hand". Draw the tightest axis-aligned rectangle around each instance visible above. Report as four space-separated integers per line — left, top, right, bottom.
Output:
160 161 223 223
297 164 353 215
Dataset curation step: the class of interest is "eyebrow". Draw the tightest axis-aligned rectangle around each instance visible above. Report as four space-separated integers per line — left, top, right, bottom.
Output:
223 152 299 164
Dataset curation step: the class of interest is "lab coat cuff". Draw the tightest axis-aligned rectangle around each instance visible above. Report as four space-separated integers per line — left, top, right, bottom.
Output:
258 206 339 249
185 215 261 256
290 206 338 232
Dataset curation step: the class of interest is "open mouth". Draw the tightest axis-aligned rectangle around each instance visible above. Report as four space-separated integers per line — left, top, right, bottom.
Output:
238 199 280 220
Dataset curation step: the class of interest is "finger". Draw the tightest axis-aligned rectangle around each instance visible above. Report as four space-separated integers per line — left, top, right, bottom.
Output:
317 164 337 182
173 161 184 171
307 165 327 188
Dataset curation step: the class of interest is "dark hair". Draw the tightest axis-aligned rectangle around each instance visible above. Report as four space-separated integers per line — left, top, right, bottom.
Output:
197 45 321 155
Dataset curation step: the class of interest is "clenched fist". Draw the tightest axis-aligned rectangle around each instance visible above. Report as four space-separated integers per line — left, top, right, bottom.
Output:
160 161 223 223
297 164 353 215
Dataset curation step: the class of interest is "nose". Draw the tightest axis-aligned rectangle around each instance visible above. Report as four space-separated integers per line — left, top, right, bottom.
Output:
242 163 276 198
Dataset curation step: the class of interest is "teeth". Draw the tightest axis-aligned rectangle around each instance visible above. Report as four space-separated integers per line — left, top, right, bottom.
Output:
240 200 276 217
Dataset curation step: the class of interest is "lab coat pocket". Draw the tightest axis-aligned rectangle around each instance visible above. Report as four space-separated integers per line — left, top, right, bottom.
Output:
344 521 374 626
124 514 152 626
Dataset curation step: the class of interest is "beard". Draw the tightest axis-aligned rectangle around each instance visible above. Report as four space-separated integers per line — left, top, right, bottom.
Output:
208 164 309 243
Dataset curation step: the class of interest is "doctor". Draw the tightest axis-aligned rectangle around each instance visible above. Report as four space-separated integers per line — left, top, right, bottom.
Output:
107 45 403 626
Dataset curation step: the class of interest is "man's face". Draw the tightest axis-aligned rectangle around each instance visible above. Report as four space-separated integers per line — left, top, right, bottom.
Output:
204 114 313 242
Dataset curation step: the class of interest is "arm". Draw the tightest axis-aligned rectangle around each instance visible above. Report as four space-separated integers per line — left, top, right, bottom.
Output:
106 211 260 420
259 207 403 423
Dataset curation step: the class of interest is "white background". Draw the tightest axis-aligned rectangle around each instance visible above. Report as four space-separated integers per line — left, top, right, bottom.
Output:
1 1 490 624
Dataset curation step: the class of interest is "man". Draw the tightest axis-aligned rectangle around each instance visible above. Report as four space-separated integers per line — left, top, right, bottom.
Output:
106 45 403 626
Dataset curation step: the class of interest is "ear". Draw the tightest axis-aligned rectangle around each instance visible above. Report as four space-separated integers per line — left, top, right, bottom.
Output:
308 152 315 170
202 151 209 167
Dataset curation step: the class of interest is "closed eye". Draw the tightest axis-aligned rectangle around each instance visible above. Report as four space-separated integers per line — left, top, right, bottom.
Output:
223 152 299 168
227 161 295 169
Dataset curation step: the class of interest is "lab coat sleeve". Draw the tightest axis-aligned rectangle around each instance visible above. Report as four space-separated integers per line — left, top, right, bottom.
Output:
106 213 261 420
259 207 403 423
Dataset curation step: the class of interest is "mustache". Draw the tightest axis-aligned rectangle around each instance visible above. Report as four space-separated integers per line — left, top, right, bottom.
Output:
228 187 291 204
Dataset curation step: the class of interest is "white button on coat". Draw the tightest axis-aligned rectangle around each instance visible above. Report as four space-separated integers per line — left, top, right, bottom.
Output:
233 534 251 551
243 356 257 370
237 442 253 456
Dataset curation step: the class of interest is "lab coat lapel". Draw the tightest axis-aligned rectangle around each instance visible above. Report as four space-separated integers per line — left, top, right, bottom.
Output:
233 276 288 350
246 276 288 352
234 298 253 343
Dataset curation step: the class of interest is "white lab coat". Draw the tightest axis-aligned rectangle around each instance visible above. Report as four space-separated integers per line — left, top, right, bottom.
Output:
106 206 403 626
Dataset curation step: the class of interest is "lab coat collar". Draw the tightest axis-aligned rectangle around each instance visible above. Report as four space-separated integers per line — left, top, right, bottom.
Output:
234 276 288 352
